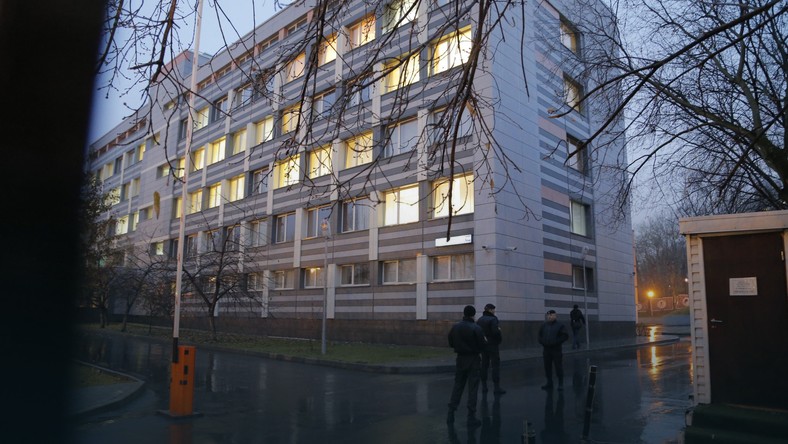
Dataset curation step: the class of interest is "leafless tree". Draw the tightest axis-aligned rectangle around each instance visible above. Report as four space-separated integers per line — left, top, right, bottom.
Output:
635 211 687 306
79 174 124 328
559 0 787 214
113 237 171 331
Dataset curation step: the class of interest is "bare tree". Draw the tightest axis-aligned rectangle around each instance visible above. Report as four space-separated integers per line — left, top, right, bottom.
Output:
78 174 123 327
559 0 787 214
635 211 687 306
180 220 264 339
114 238 171 331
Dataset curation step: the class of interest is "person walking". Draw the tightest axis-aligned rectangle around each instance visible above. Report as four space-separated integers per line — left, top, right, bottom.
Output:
477 303 506 394
447 305 486 427
569 304 586 350
538 309 569 391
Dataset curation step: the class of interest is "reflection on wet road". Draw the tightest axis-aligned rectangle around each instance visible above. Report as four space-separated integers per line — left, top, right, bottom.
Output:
72 333 692 443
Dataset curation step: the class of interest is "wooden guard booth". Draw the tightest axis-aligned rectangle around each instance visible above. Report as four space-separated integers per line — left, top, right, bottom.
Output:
679 210 788 412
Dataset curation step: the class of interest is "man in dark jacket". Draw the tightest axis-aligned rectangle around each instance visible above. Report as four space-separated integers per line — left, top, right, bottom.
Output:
538 309 569 391
447 305 486 427
569 304 586 349
477 303 506 394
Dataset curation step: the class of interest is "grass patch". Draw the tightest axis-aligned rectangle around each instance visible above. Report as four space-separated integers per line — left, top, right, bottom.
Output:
72 362 132 388
80 322 450 365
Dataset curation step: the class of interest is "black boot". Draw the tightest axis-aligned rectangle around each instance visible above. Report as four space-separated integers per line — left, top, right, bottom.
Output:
446 410 455 424
493 383 506 394
467 415 482 428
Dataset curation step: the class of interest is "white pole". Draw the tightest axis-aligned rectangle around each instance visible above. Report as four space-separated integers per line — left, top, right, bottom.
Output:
172 0 205 362
583 246 590 348
321 218 330 355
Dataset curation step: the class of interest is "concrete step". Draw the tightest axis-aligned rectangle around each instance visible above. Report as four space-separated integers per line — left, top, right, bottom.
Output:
685 404 788 444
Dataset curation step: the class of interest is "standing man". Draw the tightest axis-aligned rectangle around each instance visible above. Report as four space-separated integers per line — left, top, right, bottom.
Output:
447 305 486 427
477 303 506 394
538 309 569 391
569 304 586 350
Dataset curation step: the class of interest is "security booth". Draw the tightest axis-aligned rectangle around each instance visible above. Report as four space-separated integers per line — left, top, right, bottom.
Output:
679 210 788 440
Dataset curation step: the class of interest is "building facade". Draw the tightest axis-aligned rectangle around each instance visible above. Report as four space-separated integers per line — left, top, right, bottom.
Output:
88 0 635 346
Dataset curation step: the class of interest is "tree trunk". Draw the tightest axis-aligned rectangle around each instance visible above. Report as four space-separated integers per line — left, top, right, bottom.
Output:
208 313 217 341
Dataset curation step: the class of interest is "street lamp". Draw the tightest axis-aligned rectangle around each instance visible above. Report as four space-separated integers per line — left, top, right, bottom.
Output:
647 290 655 317
320 218 330 355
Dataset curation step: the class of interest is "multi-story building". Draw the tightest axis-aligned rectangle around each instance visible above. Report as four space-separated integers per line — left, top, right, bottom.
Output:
87 0 634 346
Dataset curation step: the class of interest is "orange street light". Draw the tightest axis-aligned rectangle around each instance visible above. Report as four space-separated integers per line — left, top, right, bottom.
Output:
647 290 655 317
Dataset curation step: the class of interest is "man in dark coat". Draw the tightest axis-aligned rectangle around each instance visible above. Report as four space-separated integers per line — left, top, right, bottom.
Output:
447 305 486 427
569 304 586 349
477 303 506 394
538 309 569 391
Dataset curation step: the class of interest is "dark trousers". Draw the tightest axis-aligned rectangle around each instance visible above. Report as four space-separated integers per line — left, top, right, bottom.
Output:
572 326 582 349
480 349 501 384
448 354 481 415
542 348 563 386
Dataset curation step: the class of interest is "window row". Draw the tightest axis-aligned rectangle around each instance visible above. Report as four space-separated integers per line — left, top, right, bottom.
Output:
268 253 475 289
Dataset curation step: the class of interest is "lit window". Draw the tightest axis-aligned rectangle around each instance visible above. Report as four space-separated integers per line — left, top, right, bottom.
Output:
564 75 583 112
303 267 325 288
384 185 419 225
274 212 296 243
158 163 171 178
566 135 586 173
572 265 595 291
385 53 420 93
228 175 245 202
130 211 139 231
208 138 226 165
273 269 295 289
341 197 370 232
275 155 300 188
195 106 210 130
106 187 120 206
432 27 472 74
318 34 337 65
137 143 146 162
249 219 267 247
560 20 579 54
570 200 590 236
383 0 418 33
191 148 205 171
251 168 269 195
115 215 129 235
208 183 222 208
308 146 332 178
285 52 306 83
121 182 130 201
382 259 416 284
432 253 474 281
385 118 418 157
344 131 373 168
153 241 165 256
349 15 376 49
340 263 370 286
232 129 247 155
282 104 302 134
189 189 203 214
433 173 474 218
306 206 332 238
173 197 182 218
255 115 275 144
314 89 336 118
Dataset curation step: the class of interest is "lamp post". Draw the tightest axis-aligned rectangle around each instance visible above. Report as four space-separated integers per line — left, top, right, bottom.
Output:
320 218 330 355
582 246 590 348
647 290 655 317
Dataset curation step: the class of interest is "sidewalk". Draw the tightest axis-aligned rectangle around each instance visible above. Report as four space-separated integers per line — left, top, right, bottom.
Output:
69 332 680 419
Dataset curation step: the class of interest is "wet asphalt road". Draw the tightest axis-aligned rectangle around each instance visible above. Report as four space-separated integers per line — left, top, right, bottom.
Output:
71 334 692 443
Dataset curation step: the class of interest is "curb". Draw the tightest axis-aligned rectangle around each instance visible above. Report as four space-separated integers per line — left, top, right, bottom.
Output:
70 361 146 420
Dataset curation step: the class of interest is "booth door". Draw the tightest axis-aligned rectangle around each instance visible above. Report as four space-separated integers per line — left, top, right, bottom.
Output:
703 232 788 410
